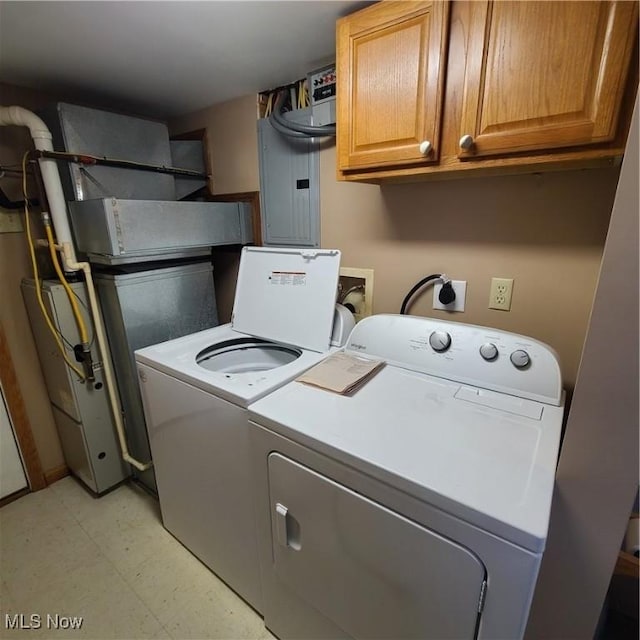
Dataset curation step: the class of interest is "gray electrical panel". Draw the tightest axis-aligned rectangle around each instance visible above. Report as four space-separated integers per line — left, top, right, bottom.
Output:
22 279 130 494
258 108 320 248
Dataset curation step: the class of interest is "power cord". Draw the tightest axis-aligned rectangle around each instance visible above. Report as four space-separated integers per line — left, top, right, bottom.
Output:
400 273 455 315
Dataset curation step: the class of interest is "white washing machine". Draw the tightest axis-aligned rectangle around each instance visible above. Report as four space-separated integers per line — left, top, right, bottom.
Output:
135 247 353 613
248 314 565 640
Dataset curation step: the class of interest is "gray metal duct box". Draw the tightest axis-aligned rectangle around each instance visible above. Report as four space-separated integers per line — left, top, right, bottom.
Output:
170 140 207 200
41 102 176 202
94 261 219 493
69 198 253 264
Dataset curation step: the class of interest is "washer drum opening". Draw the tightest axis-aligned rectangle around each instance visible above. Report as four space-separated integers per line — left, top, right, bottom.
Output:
196 338 302 374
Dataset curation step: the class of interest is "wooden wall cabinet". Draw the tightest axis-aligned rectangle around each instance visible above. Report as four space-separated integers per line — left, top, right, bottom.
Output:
336 1 450 170
337 0 639 182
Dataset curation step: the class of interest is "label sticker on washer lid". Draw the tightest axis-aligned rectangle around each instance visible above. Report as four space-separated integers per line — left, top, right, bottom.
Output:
270 271 307 286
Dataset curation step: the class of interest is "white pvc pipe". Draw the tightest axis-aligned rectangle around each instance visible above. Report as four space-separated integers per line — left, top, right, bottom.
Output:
0 106 78 266
62 248 152 473
0 105 152 473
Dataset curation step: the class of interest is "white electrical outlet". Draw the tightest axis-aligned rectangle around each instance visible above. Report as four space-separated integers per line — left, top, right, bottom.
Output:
339 267 374 322
489 277 514 311
433 280 466 312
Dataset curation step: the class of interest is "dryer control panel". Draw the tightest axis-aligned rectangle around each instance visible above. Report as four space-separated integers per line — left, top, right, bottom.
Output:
346 314 562 405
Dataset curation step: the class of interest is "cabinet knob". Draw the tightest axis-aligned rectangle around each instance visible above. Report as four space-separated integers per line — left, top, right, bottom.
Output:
419 140 433 155
459 134 475 150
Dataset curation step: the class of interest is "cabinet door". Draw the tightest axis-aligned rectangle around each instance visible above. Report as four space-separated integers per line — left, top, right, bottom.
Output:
458 1 638 158
267 453 487 639
337 1 450 171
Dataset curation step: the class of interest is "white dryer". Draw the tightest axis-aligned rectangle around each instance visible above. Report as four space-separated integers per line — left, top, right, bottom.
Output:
248 314 565 639
135 247 352 613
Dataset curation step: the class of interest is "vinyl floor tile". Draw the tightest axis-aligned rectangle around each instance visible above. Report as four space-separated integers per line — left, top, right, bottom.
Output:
0 478 269 640
6 558 167 640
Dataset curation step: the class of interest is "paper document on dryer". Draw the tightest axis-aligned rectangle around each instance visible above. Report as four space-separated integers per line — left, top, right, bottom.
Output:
296 352 385 395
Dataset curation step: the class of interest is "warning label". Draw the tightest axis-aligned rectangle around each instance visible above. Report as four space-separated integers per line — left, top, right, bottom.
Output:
270 271 307 286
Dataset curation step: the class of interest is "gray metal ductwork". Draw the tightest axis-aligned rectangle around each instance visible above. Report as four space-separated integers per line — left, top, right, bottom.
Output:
0 104 152 475
4 102 254 493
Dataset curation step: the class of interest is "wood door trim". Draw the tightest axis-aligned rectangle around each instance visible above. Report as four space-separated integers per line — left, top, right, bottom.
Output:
43 463 69 485
0 322 46 491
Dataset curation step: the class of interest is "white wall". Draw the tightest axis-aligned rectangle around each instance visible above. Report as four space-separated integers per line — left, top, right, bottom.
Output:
526 93 639 640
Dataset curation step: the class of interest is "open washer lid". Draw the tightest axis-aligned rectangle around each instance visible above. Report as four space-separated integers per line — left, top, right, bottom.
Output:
231 247 341 353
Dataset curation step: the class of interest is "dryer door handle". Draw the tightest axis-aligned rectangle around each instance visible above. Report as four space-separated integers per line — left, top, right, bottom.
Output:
275 503 289 547
275 502 301 551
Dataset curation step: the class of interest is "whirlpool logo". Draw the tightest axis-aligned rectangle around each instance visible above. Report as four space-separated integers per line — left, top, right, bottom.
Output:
350 343 367 351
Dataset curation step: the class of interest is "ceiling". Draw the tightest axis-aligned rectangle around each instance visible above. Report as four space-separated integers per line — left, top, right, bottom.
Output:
0 1 369 119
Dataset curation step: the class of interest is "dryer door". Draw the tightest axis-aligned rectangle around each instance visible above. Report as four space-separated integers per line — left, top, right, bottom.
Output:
267 453 487 640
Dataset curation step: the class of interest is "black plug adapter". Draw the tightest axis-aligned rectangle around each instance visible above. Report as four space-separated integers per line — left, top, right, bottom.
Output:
438 281 456 305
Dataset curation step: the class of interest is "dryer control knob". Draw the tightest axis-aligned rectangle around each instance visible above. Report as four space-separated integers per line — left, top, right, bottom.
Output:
510 349 530 369
429 331 451 353
479 343 498 361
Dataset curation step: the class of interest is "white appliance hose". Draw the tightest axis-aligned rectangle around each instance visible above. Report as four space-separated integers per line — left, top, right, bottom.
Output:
0 105 152 473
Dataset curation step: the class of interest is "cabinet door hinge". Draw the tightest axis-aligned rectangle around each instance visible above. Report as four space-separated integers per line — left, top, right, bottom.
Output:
477 580 488 614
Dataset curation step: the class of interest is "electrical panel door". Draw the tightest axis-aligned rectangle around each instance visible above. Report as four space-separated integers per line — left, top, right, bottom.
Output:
258 109 320 248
